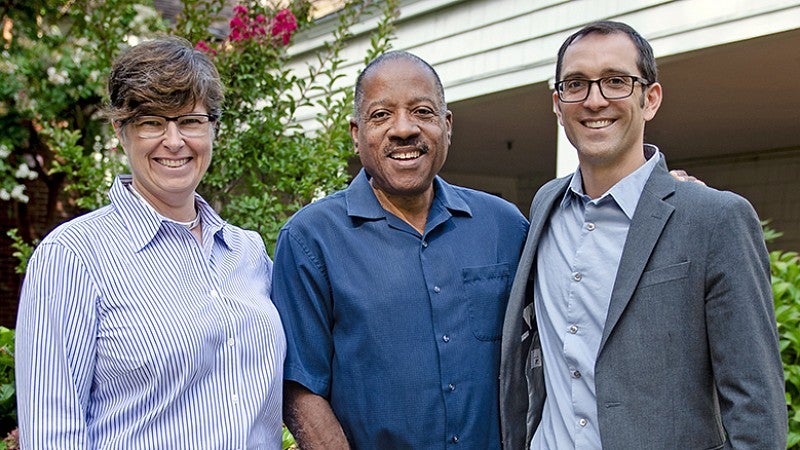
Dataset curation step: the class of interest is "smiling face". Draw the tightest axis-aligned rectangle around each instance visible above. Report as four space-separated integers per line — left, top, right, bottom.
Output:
115 104 213 213
554 31 662 173
107 37 223 219
350 57 452 201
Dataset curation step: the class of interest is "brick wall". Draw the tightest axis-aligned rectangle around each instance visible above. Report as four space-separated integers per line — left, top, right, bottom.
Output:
1 177 54 328
0 218 22 329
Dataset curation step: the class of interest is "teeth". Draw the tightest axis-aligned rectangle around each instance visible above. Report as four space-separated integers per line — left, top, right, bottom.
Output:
391 150 421 160
156 158 190 168
585 120 612 129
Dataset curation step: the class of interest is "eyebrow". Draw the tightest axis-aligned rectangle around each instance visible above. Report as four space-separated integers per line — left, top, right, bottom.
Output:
560 68 638 79
364 96 438 113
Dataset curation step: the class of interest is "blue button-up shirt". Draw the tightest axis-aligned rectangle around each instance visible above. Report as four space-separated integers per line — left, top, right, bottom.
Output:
272 169 529 449
15 174 286 449
532 147 660 449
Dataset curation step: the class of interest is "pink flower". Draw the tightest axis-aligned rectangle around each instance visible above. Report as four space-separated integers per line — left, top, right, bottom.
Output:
229 16 246 30
229 16 248 41
232 5 248 16
195 40 217 56
3 428 19 450
270 9 297 46
227 5 297 46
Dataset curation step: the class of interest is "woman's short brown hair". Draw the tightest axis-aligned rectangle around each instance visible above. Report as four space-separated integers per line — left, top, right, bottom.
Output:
107 36 223 122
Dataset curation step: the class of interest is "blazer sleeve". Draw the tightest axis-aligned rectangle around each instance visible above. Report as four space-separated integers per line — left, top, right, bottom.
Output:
704 193 787 447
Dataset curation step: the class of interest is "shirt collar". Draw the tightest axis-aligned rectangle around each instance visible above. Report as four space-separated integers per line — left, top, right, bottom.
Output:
109 174 230 252
346 168 472 220
561 144 662 219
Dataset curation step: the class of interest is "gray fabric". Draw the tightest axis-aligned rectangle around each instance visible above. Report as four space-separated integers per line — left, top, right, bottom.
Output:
500 159 787 449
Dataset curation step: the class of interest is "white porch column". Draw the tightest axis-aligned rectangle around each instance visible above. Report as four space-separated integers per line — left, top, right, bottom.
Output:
555 123 579 178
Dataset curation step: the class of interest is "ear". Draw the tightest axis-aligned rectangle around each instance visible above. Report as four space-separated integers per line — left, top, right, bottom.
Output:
642 82 662 122
552 91 565 126
444 110 453 144
112 120 129 153
349 118 359 154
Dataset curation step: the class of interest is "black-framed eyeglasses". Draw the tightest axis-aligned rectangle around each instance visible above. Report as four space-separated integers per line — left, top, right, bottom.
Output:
555 75 650 103
119 113 218 139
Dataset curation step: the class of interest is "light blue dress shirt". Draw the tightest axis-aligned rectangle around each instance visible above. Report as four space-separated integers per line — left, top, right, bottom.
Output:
15 174 286 449
531 146 660 449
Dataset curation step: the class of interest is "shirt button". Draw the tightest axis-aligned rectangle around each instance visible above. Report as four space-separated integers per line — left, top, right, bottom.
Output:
572 370 582 379
586 222 596 231
569 325 578 334
210 289 219 298
579 418 588 427
422 241 428 248
227 338 235 347
448 383 456 391
442 335 450 343
433 286 441 293
451 435 459 443
572 272 582 282
232 394 239 405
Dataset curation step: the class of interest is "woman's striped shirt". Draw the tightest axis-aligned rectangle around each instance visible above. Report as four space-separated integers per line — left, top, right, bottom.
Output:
15 174 286 449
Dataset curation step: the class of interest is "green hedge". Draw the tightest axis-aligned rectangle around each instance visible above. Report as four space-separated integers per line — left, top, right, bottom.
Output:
0 327 15 449
773 249 800 448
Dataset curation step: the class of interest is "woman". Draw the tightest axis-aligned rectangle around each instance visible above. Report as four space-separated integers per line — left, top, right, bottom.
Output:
15 37 286 448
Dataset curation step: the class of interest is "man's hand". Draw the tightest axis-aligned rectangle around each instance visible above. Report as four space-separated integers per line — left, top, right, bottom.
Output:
669 169 706 185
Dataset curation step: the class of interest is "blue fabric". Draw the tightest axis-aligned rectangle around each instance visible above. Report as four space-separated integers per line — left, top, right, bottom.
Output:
272 169 529 449
15 174 286 449
532 147 660 449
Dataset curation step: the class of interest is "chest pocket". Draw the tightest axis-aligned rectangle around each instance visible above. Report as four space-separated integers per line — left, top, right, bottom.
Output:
638 261 690 288
463 263 513 341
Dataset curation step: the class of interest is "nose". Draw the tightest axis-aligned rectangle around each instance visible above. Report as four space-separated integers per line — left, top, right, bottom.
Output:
162 121 184 150
390 110 421 139
582 81 609 109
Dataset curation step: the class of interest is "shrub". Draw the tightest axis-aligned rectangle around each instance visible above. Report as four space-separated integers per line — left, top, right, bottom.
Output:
773 249 800 448
2 0 399 259
0 327 15 449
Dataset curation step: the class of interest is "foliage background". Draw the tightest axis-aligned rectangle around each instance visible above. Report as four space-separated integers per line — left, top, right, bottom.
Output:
1 0 398 256
770 225 800 447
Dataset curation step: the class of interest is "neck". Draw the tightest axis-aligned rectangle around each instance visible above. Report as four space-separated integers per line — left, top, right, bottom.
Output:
128 183 198 224
579 150 647 199
371 185 433 234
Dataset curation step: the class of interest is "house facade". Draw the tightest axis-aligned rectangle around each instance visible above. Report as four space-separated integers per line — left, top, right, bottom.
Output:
290 0 800 250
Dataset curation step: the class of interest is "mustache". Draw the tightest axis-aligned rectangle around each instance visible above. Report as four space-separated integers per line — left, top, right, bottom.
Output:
384 138 429 154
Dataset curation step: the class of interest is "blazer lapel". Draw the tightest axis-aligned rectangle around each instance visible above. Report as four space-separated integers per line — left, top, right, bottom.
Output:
598 164 676 353
527 178 570 264
509 178 567 334
500 176 570 449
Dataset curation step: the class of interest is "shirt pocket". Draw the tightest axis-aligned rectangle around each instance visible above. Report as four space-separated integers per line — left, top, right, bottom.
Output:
463 263 513 341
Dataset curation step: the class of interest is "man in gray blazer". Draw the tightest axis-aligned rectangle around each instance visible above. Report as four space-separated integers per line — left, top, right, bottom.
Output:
499 21 786 449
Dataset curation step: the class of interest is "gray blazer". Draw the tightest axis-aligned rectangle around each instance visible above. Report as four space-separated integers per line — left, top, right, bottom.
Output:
499 160 787 449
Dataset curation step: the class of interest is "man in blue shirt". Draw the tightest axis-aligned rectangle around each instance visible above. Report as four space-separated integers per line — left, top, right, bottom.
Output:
272 51 529 449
